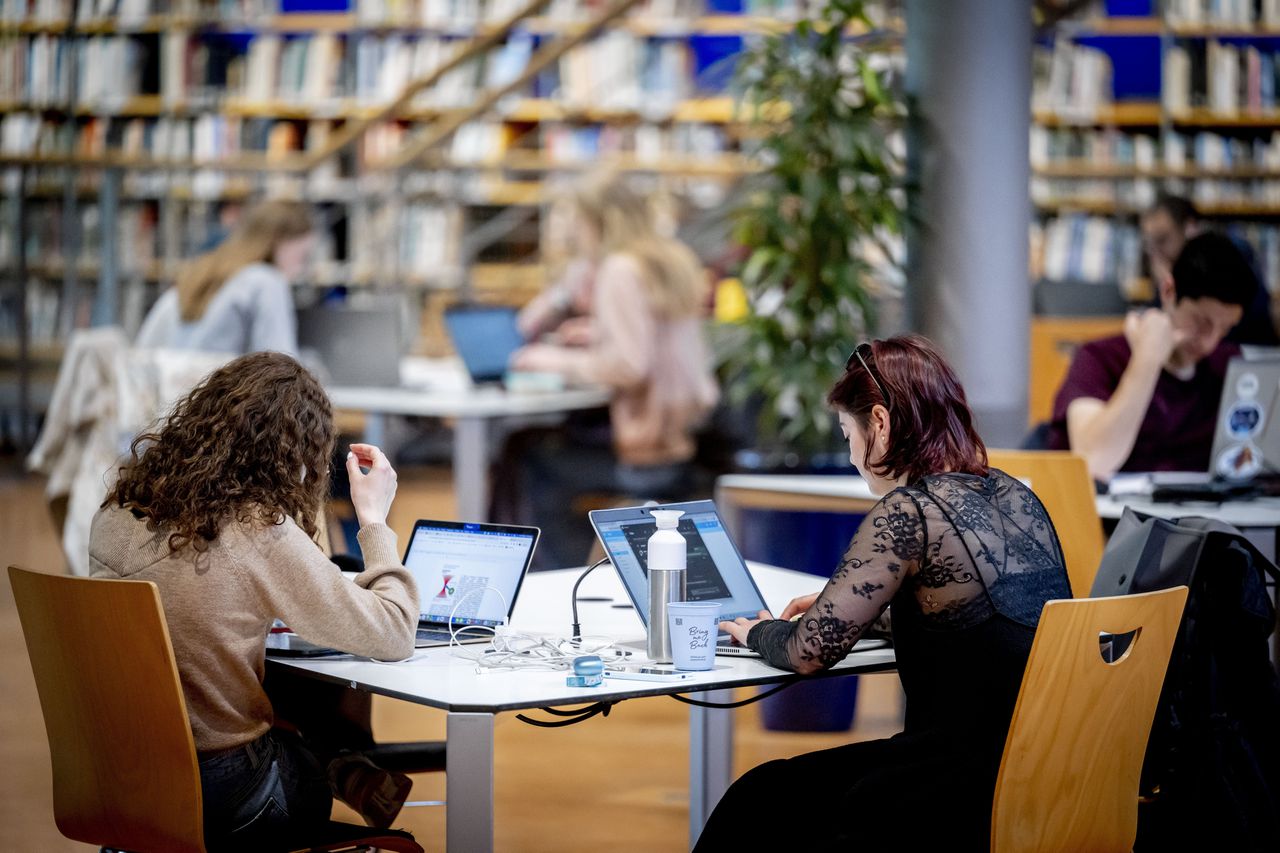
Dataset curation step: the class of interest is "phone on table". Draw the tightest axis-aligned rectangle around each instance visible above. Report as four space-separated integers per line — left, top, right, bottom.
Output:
603 665 696 682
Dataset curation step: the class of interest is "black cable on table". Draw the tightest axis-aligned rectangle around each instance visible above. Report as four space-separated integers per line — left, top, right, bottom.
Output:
668 681 795 708
517 702 614 728
570 556 612 639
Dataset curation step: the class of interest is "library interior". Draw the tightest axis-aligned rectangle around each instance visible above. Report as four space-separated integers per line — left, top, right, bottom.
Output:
3 0 1280 851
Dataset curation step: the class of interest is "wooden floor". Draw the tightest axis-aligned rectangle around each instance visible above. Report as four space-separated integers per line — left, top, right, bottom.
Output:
0 461 904 852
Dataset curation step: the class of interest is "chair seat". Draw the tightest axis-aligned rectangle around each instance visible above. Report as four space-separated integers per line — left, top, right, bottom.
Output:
283 820 423 853
362 741 448 774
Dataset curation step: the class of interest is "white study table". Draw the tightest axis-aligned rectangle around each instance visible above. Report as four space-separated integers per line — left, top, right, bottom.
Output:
326 357 610 522
270 563 896 852
715 471 1280 666
715 472 1280 562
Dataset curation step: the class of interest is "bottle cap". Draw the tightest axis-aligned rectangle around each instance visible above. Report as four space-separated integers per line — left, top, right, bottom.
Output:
649 510 684 529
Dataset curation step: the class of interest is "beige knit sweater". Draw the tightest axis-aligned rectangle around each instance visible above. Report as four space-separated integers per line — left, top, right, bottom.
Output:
88 505 418 752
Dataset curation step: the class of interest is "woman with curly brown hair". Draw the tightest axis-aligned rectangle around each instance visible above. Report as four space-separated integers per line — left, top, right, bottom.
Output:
89 351 418 851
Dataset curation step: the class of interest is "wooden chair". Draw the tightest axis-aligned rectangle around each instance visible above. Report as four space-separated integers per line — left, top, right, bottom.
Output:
991 586 1188 853
8 565 423 853
988 449 1105 597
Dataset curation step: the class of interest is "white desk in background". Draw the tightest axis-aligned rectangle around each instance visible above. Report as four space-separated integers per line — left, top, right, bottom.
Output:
714 474 879 540
714 472 1279 563
269 564 896 853
1094 493 1280 561
326 357 610 522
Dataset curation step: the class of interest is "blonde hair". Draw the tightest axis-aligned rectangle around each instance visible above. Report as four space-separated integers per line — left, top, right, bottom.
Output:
569 173 706 317
176 200 314 322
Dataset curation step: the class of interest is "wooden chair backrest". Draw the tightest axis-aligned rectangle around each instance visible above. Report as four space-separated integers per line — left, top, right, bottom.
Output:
991 586 1188 853
988 449 1105 597
8 565 206 853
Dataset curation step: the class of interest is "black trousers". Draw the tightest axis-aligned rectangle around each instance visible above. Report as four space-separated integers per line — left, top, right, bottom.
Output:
693 729 996 852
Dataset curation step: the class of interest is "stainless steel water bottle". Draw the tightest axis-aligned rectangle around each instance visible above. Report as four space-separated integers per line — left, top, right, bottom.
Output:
646 510 687 663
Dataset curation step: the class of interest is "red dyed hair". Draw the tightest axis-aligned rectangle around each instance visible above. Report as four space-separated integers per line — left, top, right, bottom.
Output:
827 335 987 485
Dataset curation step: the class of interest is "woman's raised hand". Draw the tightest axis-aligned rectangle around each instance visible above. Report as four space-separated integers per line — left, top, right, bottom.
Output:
347 443 397 529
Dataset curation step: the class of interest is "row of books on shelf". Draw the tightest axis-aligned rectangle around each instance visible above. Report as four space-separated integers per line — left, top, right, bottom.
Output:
1 109 734 177
1164 41 1280 115
0 28 708 115
1 193 471 282
1031 176 1280 211
1031 213 1280 293
0 283 93 347
1031 127 1280 174
1165 0 1280 28
1 0 818 30
1031 214 1142 286
2 0 155 25
1033 40 1113 122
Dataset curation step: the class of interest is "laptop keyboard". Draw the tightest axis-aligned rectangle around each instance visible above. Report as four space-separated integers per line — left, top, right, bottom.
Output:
416 627 456 644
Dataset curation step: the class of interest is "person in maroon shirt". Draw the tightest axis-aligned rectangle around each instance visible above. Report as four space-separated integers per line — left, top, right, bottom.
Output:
1047 232 1254 481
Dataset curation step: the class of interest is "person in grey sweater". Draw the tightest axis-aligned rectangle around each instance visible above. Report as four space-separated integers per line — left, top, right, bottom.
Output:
137 199 316 356
91 352 418 849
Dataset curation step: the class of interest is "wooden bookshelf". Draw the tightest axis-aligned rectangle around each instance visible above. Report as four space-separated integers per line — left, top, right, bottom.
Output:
1033 102 1163 127
1169 108 1280 127
1057 16 1164 35
0 0 774 361
1035 199 1280 217
1033 162 1280 179
1168 25 1280 37
1032 8 1280 329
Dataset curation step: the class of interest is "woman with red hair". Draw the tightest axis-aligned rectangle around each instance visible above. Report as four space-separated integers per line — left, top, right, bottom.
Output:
701 335 1072 851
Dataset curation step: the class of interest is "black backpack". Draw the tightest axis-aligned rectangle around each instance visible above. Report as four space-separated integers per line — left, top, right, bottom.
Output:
1092 508 1280 852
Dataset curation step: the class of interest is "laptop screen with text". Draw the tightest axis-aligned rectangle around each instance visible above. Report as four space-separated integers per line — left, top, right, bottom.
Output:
589 501 768 626
404 521 537 628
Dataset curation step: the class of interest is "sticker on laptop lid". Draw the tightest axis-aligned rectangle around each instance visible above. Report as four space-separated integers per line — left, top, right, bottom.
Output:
1224 400 1265 440
1216 441 1263 480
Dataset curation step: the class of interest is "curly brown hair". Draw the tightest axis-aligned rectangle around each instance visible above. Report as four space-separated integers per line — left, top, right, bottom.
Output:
104 351 336 552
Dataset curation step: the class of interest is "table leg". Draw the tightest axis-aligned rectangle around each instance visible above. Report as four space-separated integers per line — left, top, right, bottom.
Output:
454 416 489 522
688 689 734 850
446 711 495 853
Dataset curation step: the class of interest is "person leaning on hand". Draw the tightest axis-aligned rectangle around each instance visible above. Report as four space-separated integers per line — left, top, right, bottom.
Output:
1046 232 1256 482
89 352 418 850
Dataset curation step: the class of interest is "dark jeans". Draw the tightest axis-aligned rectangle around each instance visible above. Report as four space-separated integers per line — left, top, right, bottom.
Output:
198 729 331 852
197 668 378 849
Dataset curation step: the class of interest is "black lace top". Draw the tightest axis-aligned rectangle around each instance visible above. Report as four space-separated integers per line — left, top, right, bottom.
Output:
748 469 1071 738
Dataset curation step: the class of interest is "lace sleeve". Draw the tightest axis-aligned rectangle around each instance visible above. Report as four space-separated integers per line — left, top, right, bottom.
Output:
747 491 923 673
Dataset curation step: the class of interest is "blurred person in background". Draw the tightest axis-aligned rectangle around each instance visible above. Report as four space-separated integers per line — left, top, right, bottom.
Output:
137 199 316 356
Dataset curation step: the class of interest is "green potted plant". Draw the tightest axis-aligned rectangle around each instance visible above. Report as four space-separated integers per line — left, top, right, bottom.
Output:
722 0 906 461
719 0 906 732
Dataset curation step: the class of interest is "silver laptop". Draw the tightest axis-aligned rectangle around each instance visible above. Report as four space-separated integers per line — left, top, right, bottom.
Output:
1209 356 1280 482
588 500 768 657
267 519 539 657
297 304 402 387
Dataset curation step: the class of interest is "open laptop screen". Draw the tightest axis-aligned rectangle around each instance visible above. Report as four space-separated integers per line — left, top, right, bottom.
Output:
589 500 768 625
404 521 538 628
442 305 525 384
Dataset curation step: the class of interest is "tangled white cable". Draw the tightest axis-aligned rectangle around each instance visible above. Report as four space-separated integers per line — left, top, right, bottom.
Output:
441 585 632 672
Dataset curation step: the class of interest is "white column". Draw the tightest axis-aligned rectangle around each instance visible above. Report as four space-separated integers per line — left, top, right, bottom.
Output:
905 0 1033 447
